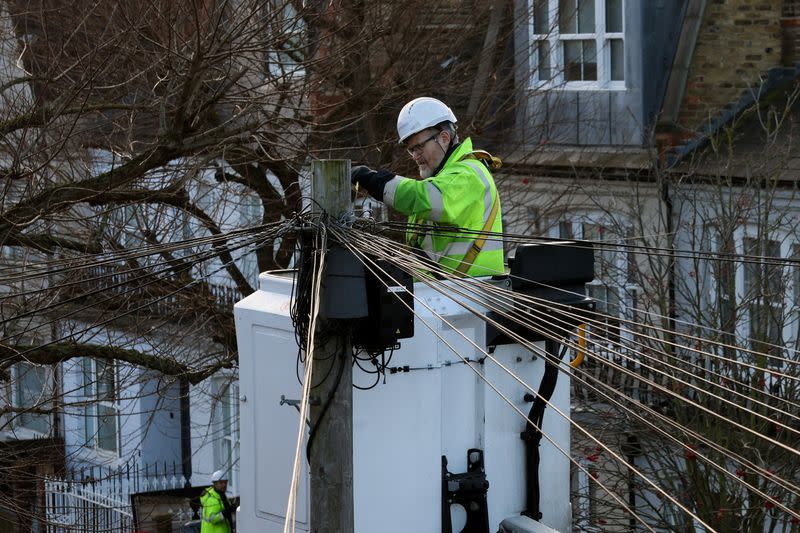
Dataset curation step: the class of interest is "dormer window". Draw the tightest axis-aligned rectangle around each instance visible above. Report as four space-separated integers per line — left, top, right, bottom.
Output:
531 0 625 89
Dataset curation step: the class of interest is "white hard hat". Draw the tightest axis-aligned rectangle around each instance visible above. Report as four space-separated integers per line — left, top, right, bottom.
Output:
396 97 457 144
211 470 227 482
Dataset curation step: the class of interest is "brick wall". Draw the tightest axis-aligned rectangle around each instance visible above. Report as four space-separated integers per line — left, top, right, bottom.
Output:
677 0 783 130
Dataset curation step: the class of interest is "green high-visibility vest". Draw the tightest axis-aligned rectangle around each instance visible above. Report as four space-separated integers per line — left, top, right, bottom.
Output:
200 487 231 533
383 137 504 277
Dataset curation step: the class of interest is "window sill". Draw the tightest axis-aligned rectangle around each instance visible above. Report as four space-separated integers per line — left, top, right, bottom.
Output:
3 426 51 440
527 81 627 92
79 446 122 464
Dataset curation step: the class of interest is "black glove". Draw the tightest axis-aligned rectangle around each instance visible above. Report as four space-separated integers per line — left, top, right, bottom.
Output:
351 165 395 202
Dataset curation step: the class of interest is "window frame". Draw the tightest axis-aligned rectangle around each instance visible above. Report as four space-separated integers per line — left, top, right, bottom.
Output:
264 0 306 79
212 378 240 494
529 0 626 90
742 236 786 368
13 362 54 435
82 358 121 455
792 243 800 351
708 225 790 370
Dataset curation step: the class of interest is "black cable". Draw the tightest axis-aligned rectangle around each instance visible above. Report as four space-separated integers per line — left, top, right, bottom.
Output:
305 343 346 463
3 232 276 365
0 229 272 328
1 230 275 346
0 223 283 285
354 347 396 388
372 220 800 269
345 223 800 369
351 348 383 391
290 228 315 354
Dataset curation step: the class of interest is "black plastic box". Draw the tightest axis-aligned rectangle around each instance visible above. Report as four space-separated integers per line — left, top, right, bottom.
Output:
352 260 414 350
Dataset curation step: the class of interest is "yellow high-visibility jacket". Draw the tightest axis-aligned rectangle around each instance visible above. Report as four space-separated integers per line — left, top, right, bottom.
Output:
383 137 504 277
200 486 231 533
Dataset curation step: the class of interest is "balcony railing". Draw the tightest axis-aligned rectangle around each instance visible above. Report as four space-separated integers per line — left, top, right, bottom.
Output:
66 264 242 316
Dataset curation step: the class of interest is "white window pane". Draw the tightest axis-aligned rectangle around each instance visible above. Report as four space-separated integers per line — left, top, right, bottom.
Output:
534 0 550 34
221 385 232 430
17 364 45 406
537 42 552 80
559 221 574 239
583 40 597 80
765 240 782 297
17 363 49 433
606 0 623 32
607 285 620 317
793 244 800 304
82 358 93 396
559 0 577 33
20 410 49 434
85 406 96 446
578 0 595 33
610 39 624 81
232 384 240 439
565 40 597 81
96 360 115 402
222 440 232 470
564 40 582 80
743 237 758 295
744 238 782 298
749 303 783 362
97 404 118 452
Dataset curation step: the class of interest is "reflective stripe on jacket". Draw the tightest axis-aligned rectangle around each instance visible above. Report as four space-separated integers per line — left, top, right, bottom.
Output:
383 137 504 277
200 487 231 533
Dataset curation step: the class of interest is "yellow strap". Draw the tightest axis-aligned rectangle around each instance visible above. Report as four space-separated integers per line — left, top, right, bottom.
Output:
570 324 587 368
410 149 501 272
454 193 500 276
460 149 502 170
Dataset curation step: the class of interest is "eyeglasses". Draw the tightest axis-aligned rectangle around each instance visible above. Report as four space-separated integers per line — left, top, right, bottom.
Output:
406 132 440 156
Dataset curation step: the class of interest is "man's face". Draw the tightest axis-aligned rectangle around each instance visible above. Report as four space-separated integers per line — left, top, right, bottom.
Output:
405 128 448 178
214 480 228 493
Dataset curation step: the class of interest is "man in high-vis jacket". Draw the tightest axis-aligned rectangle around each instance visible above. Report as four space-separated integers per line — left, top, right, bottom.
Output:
351 97 504 277
200 470 233 533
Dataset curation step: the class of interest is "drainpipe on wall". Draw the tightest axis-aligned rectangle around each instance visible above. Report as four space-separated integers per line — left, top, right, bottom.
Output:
661 178 677 348
180 378 192 487
621 434 643 533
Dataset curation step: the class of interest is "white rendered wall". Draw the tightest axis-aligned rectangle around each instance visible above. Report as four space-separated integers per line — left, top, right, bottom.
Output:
235 271 572 533
56 330 182 472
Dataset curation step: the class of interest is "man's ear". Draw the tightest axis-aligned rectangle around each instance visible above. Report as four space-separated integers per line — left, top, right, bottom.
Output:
438 129 451 147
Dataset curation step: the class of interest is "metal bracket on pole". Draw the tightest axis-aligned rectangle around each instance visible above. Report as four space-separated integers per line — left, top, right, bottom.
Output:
280 395 317 428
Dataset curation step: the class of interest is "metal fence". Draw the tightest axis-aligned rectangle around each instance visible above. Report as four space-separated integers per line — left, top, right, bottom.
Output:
44 464 191 533
44 479 133 533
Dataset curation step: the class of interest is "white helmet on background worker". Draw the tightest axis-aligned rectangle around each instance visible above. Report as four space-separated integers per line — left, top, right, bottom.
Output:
211 469 227 482
396 97 458 144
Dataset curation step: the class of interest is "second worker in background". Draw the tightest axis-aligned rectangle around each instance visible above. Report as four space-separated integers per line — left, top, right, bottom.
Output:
351 97 505 277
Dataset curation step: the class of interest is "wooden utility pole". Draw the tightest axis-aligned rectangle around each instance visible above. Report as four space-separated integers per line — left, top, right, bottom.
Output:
309 159 354 533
